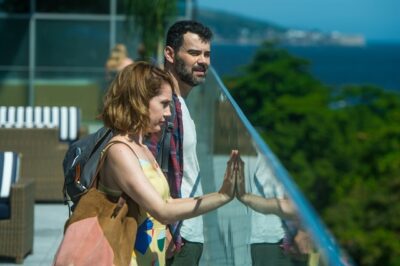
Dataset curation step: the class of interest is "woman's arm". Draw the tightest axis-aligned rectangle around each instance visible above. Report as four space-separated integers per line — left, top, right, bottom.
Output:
166 192 221 204
103 144 238 225
239 194 297 220
235 155 297 220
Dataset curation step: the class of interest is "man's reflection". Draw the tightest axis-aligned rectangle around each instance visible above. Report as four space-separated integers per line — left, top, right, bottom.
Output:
236 151 312 266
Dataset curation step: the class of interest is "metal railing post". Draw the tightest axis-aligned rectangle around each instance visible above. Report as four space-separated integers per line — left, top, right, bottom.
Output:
28 0 36 106
109 0 117 51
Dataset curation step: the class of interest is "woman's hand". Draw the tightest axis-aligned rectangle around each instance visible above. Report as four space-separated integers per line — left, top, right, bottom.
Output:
218 150 239 201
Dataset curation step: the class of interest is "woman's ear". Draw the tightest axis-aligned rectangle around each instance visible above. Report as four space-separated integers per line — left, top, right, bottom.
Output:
164 46 175 64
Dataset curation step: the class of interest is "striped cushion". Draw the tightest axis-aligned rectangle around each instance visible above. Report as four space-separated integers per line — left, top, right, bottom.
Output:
0 106 81 142
0 151 20 199
0 151 20 219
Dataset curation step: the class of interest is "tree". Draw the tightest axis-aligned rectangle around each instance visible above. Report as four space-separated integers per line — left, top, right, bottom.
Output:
124 0 177 64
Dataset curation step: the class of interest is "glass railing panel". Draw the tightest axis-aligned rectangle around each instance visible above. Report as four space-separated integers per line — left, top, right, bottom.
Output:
0 18 29 66
0 70 29 106
33 19 110 122
36 0 110 14
0 2 30 14
186 68 352 266
36 20 109 68
116 21 141 60
33 69 105 122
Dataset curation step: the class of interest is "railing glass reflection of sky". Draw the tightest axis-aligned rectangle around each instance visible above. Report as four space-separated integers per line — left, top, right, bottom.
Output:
185 67 352 266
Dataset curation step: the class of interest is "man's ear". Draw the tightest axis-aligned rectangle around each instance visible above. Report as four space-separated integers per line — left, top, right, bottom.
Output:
164 46 175 64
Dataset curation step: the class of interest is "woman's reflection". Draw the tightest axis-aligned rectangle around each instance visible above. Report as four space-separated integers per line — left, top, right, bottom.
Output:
236 151 313 266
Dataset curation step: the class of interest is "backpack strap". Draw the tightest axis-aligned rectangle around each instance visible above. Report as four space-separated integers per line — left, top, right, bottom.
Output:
88 140 141 189
91 140 141 216
87 128 113 160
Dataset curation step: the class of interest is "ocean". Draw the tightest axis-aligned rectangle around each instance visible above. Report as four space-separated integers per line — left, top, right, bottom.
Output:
211 43 400 91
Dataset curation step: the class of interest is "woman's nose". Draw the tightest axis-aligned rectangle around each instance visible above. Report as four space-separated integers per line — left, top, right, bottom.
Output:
164 106 171 117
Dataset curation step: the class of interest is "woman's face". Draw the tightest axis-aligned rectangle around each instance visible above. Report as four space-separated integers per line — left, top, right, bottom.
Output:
147 82 172 133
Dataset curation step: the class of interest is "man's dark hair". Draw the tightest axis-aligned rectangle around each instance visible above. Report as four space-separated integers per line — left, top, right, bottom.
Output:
166 20 213 51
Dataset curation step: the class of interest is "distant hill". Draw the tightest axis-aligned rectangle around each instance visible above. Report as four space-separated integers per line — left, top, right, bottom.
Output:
196 8 285 44
196 8 365 46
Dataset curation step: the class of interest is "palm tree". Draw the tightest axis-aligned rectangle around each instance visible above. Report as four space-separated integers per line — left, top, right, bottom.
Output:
125 0 177 65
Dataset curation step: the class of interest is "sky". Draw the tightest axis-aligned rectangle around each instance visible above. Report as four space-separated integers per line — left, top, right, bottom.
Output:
197 0 400 43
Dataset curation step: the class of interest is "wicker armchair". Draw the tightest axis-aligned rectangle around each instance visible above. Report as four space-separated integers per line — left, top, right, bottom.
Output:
0 178 35 263
0 128 68 202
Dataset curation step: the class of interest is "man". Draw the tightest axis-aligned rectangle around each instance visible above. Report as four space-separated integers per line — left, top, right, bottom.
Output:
147 20 212 266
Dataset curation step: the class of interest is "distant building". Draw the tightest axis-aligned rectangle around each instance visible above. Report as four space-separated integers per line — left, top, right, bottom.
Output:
330 31 366 46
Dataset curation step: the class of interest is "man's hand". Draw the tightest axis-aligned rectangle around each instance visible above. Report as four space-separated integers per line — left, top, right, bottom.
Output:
235 154 245 200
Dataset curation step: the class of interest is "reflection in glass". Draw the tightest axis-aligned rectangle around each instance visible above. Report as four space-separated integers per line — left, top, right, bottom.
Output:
185 68 351 265
33 70 104 121
36 0 109 14
0 70 29 106
237 146 315 266
0 0 30 13
0 18 29 66
116 21 141 61
36 20 109 67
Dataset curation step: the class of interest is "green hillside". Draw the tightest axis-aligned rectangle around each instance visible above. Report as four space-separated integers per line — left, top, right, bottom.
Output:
196 8 285 44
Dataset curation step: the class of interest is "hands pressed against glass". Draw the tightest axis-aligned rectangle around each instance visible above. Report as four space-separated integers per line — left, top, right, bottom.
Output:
221 152 314 257
218 150 240 201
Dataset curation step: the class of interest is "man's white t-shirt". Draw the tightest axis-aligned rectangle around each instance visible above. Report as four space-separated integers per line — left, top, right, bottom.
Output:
178 96 204 243
249 153 286 244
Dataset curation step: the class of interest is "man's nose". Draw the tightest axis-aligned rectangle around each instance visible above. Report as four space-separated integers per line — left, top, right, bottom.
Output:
197 54 208 65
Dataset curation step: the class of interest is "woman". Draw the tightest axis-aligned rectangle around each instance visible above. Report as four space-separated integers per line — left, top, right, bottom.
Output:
105 44 134 84
98 61 239 265
235 152 312 266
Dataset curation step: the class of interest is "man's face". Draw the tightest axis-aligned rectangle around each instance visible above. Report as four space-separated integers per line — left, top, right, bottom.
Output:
174 32 211 87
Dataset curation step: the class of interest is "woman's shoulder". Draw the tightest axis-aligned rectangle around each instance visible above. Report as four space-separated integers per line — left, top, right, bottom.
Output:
105 136 142 161
107 138 132 152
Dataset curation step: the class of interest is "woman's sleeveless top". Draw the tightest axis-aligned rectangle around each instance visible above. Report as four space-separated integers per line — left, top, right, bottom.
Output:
130 159 170 266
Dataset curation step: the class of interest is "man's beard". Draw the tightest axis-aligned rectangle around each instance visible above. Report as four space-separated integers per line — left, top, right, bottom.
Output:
175 56 208 87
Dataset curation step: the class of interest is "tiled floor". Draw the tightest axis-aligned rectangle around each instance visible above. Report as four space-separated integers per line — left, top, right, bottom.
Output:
0 204 69 266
